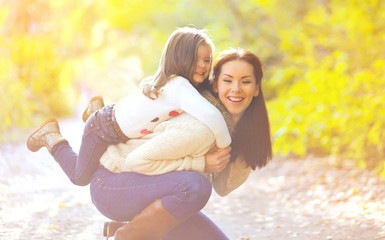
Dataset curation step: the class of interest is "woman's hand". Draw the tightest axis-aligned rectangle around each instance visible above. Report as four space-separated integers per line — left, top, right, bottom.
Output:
204 146 231 173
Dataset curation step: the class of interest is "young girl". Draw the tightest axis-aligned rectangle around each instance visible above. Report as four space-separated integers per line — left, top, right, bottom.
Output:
26 27 231 186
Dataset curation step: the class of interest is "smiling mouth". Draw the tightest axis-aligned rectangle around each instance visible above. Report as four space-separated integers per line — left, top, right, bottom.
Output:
195 72 206 76
227 96 244 102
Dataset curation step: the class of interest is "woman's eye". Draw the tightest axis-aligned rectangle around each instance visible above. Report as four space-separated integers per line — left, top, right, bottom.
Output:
242 81 251 84
223 79 232 83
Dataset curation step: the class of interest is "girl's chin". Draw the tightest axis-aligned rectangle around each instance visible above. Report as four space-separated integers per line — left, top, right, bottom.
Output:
193 76 205 83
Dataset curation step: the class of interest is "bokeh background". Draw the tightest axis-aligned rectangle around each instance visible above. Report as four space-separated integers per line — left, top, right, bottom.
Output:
1 0 384 175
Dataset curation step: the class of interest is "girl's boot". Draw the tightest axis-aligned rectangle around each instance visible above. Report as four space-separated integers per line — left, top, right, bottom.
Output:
82 96 105 122
26 119 67 153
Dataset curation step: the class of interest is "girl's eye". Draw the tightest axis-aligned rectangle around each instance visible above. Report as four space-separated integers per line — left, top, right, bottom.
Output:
204 60 211 63
223 79 232 83
242 81 251 84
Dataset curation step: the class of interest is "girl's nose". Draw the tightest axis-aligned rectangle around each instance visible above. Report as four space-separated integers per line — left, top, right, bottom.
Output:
197 60 206 68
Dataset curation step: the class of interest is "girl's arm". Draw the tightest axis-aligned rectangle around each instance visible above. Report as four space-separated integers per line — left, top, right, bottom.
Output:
164 77 232 148
211 155 252 196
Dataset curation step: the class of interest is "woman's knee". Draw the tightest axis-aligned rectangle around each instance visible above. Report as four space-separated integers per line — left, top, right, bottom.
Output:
162 172 212 219
173 172 212 209
187 172 212 202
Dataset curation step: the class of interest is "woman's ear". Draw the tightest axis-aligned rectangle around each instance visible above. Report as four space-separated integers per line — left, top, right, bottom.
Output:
213 80 219 93
253 84 260 97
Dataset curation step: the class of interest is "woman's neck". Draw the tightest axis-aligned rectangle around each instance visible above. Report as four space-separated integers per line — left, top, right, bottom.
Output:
232 114 242 125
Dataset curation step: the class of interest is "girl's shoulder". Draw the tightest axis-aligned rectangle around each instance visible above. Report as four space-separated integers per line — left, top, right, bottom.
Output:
168 75 189 84
162 75 192 91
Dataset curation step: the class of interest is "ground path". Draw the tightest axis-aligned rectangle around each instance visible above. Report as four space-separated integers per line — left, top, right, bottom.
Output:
1 116 385 239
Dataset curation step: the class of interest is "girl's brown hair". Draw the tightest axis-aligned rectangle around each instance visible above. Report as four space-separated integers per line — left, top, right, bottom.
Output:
141 27 214 99
211 48 272 170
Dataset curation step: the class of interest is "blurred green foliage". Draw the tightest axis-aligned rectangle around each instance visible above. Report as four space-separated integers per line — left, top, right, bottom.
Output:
1 0 384 173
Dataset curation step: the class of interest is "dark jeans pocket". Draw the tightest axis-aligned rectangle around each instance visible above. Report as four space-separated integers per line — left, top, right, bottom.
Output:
84 114 100 136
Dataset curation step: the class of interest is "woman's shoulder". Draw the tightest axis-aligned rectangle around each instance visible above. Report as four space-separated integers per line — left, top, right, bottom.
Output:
199 89 235 135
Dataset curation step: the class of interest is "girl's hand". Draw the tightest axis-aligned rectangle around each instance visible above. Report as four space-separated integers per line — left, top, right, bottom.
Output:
204 146 231 173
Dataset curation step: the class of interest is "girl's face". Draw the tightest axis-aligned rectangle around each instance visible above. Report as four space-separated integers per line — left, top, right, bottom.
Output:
192 44 212 85
214 60 260 124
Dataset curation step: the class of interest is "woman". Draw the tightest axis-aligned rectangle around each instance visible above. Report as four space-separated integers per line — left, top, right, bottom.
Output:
93 48 272 239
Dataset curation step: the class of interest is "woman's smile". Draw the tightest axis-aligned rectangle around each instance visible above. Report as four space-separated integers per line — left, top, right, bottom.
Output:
227 96 244 103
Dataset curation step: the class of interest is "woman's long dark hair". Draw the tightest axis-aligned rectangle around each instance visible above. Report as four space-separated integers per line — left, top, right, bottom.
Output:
210 48 272 170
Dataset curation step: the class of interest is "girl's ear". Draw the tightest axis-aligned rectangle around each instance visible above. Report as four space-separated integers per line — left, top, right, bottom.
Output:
213 80 218 93
253 84 260 97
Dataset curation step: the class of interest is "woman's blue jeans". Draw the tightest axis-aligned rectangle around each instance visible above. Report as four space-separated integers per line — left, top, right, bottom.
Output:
90 166 229 239
50 105 228 239
51 105 126 186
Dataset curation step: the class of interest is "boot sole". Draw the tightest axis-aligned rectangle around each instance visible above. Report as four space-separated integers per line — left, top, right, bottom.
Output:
26 118 58 152
82 96 104 123
103 221 126 238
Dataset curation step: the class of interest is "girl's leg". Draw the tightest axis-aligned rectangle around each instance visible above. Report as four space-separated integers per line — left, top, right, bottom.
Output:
51 105 127 186
162 211 229 240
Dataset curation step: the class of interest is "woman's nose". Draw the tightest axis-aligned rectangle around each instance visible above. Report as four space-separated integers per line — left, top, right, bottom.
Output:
231 82 240 92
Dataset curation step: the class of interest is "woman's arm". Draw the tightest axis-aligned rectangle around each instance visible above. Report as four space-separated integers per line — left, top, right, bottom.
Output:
212 155 252 197
112 114 216 175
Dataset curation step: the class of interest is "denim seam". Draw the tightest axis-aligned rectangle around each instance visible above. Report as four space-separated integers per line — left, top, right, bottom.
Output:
95 180 188 214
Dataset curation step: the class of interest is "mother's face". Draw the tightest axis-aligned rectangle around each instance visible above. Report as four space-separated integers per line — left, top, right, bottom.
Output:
213 60 260 124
